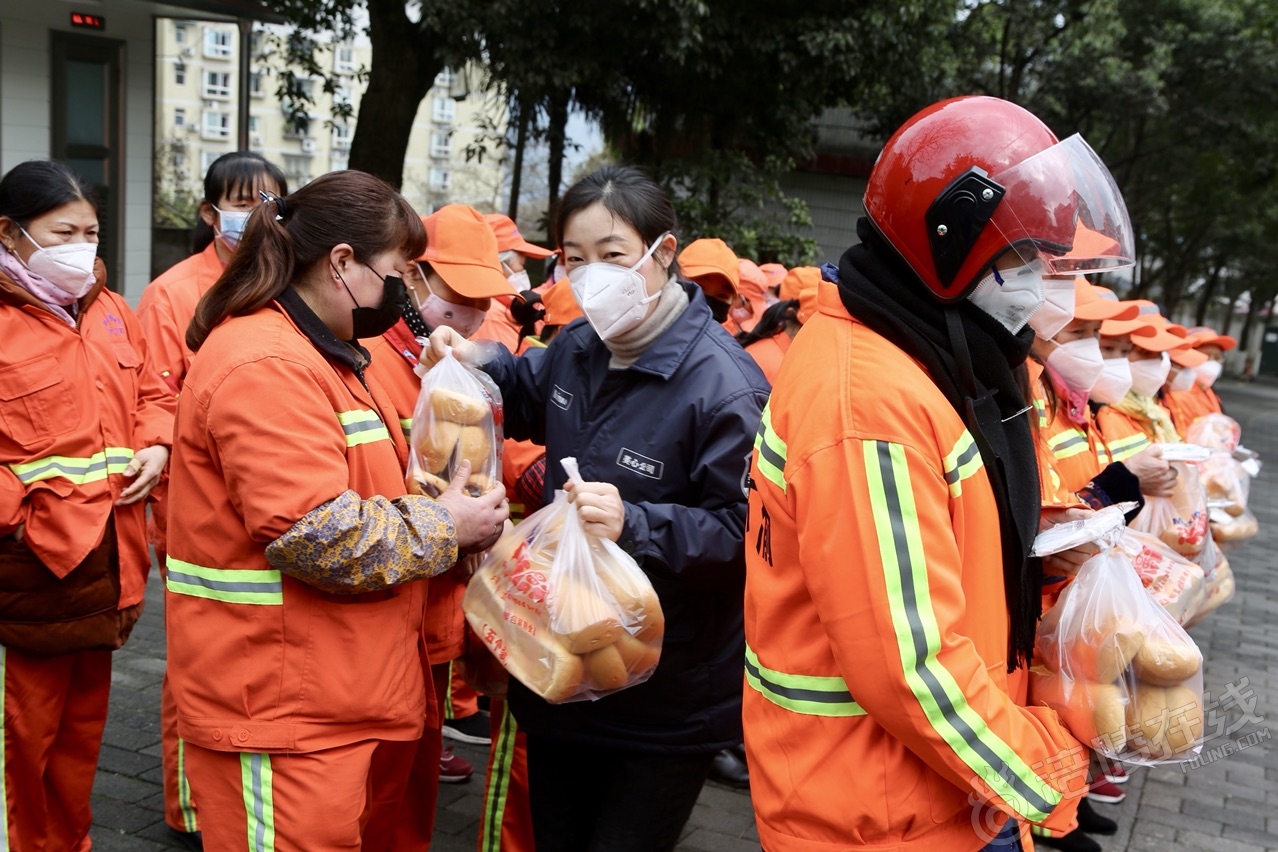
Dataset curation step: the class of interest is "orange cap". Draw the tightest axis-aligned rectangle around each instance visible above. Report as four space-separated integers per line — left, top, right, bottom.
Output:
482 212 555 258
1170 346 1209 368
420 206 518 299
1188 328 1238 352
790 268 822 324
759 262 788 290
1074 280 1139 321
735 258 769 305
540 279 583 326
679 239 740 297
1102 309 1192 353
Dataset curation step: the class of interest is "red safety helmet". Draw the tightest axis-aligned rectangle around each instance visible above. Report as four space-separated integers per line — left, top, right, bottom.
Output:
864 96 1134 303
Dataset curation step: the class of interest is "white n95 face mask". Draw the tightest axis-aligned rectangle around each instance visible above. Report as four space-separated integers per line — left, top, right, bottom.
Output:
1197 360 1223 388
21 228 97 303
1129 353 1171 397
569 233 668 341
967 258 1046 335
1028 277 1076 340
1046 336 1104 394
1169 365 1197 392
507 269 531 291
1090 357 1133 404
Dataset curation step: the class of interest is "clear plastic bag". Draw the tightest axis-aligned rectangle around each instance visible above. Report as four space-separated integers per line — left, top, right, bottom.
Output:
1032 503 1135 557
1185 413 1242 453
1033 544 1204 765
1129 462 1209 559
407 348 503 497
1117 529 1205 626
1184 557 1236 628
1200 452 1248 517
461 458 664 703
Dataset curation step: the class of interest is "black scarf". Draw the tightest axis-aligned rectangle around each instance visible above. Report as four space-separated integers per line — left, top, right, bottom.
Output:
837 219 1042 670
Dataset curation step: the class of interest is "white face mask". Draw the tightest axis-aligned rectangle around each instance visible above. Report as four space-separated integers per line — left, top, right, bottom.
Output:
1028 277 1076 340
21 228 98 302
1169 365 1197 392
967 258 1046 334
1197 360 1223 388
1090 357 1133 404
216 208 251 251
507 269 531 291
569 233 668 341
1129 352 1170 397
1046 337 1104 394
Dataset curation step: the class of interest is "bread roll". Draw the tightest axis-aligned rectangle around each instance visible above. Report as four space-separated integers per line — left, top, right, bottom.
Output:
595 548 665 642
1085 621 1144 683
585 643 629 691
614 630 661 674
550 570 623 654
1162 685 1205 755
467 473 495 496
1131 640 1202 686
416 421 461 474
430 388 488 425
457 426 492 473
411 471 451 498
1091 683 1128 752
1127 684 1204 758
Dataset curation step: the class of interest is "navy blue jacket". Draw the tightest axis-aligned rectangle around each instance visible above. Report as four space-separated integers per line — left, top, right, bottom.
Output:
483 283 770 752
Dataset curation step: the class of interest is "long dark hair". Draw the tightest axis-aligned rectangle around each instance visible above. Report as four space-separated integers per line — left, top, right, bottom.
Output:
736 299 798 348
0 160 97 225
192 152 288 252
556 165 680 277
187 170 425 351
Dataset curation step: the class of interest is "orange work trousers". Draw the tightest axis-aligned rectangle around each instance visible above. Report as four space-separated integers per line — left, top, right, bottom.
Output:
477 697 534 852
2 645 112 852
447 660 480 721
158 544 200 835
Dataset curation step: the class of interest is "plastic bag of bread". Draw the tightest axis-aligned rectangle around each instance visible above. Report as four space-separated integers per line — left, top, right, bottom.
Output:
461 458 664 703
1034 544 1204 765
407 347 503 498
1117 529 1205 626
1129 461 1209 559
1184 557 1235 628
1200 452 1248 517
1185 413 1242 453
1211 508 1258 544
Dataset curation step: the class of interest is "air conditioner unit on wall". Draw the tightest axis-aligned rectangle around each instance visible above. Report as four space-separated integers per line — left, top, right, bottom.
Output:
180 47 194 58
301 138 316 153
251 135 264 147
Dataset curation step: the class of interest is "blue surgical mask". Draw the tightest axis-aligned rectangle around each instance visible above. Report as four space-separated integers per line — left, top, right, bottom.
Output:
215 208 251 251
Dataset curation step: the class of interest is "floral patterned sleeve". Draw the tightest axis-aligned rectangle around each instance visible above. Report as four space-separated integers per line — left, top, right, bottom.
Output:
264 490 459 594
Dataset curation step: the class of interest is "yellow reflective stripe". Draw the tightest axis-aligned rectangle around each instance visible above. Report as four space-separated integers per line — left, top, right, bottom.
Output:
1033 398 1048 429
335 409 391 447
1106 433 1150 462
241 753 276 852
863 440 1060 823
753 403 787 493
1048 430 1089 460
398 417 413 438
745 644 867 717
177 738 197 832
8 447 135 485
942 430 983 498
480 700 519 852
165 556 284 606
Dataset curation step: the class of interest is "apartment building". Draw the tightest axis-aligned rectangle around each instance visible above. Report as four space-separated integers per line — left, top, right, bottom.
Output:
154 17 506 219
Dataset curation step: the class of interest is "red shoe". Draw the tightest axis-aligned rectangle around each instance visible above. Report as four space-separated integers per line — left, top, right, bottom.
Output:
1087 777 1125 804
1102 763 1129 785
440 744 473 783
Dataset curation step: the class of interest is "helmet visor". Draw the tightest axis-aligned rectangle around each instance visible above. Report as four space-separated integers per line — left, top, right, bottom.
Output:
987 134 1135 275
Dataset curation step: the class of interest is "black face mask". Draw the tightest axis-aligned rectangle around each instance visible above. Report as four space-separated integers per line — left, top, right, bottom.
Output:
707 295 731 323
336 264 407 339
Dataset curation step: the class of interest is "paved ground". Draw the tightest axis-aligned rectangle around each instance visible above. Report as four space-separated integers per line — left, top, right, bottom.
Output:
88 379 1278 851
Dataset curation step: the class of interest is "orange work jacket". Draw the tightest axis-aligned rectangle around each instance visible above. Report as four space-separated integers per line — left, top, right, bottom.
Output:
166 303 428 753
364 320 468 664
1162 384 1223 440
743 331 790 386
1094 406 1155 462
1028 363 1112 497
0 266 175 607
744 283 1085 851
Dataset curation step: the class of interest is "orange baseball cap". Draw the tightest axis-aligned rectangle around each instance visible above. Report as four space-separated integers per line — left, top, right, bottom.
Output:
1170 345 1209 368
759 262 788 290
790 268 822 324
483 212 555 259
736 258 769 304
1103 310 1192 353
540 279 583 326
420 206 518 299
1075 281 1139 321
679 239 740 297
1188 327 1238 352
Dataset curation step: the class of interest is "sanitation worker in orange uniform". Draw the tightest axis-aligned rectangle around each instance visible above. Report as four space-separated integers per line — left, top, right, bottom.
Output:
165 171 508 850
742 97 1139 850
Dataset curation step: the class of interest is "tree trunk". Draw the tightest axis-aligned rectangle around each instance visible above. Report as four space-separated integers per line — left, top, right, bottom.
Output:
507 96 531 220
348 0 438 188
1194 261 1224 326
1239 290 1262 351
545 92 569 230
1221 291 1241 337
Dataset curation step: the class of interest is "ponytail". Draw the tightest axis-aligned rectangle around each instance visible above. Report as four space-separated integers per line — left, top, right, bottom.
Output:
187 170 425 351
735 299 798 348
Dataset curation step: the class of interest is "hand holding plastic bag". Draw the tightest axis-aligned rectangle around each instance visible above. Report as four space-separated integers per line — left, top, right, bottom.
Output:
407 347 503 498
1033 542 1204 765
1130 461 1209 558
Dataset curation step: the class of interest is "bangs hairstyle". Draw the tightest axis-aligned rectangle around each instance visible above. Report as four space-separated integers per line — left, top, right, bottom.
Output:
187 169 425 351
193 151 289 252
0 160 97 226
556 165 680 277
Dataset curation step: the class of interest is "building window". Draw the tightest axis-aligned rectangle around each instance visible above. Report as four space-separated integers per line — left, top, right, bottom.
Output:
282 154 313 187
174 108 186 127
204 71 231 99
432 98 456 123
434 68 453 89
175 64 186 86
250 31 265 57
331 155 349 172
204 28 232 59
332 124 352 149
175 24 187 43
334 85 352 106
250 72 264 98
201 150 224 175
430 168 451 191
247 115 260 133
430 131 451 159
334 46 356 74
202 110 231 140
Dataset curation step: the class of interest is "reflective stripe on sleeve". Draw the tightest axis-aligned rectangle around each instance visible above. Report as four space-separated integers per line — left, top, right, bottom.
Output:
8 447 135 485
753 403 787 493
398 417 413 439
1047 430 1089 460
240 752 276 852
942 431 983 498
1033 398 1048 429
863 440 1061 823
745 644 867 717
1106 433 1150 462
165 557 284 605
335 409 391 447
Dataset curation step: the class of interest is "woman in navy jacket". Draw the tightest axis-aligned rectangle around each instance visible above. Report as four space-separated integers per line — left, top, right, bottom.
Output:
425 166 769 851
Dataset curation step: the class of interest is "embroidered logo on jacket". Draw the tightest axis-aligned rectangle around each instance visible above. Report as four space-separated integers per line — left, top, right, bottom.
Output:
551 385 573 411
616 448 663 480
